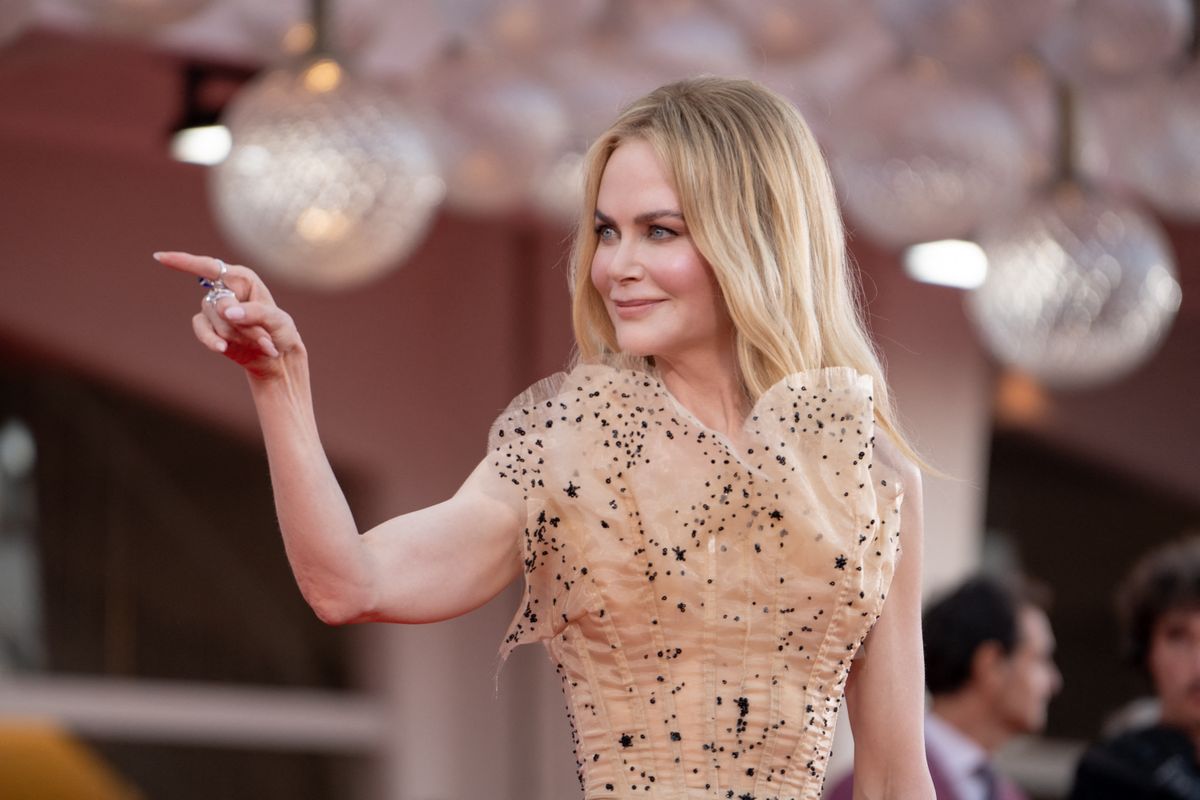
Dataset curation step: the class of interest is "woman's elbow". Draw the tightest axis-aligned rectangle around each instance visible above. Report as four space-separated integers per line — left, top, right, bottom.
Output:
301 581 376 626
310 602 364 626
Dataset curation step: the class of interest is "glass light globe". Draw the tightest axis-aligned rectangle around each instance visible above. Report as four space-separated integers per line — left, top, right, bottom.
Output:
541 43 668 139
967 184 1182 388
830 71 1031 249
68 0 214 32
713 0 864 60
470 0 606 57
1087 66 1200 220
530 149 585 226
623 1 751 78
236 0 449 78
0 0 34 48
754 12 897 141
210 59 444 290
533 44 659 222
422 62 569 215
1038 0 1192 83
875 0 1072 71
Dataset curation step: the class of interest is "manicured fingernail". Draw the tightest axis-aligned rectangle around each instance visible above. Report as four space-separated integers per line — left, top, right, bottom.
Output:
152 252 165 261
259 337 279 358
216 339 227 352
224 305 245 320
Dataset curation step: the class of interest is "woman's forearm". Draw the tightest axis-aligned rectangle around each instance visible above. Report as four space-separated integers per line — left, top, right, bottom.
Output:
247 347 375 624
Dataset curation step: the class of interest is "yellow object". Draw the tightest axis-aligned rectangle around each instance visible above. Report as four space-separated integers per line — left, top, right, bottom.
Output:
0 720 139 800
303 58 342 93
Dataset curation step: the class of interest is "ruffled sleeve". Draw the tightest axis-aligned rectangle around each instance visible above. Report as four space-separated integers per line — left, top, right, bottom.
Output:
486 371 569 496
486 371 576 663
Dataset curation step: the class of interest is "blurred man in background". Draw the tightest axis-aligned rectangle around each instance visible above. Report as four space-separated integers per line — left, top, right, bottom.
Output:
826 575 1061 800
1070 536 1200 799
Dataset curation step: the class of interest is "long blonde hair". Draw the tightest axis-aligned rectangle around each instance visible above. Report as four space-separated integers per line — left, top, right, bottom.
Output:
570 76 917 461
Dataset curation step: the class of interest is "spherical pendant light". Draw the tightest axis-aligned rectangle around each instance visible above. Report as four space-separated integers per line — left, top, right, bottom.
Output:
1087 65 1200 220
420 59 569 215
0 0 34 48
68 0 214 33
967 184 1182 387
236 0 449 78
210 57 443 289
875 0 1072 71
464 0 606 58
530 149 585 226
1038 0 1193 83
713 0 862 60
830 70 1032 248
621 0 751 78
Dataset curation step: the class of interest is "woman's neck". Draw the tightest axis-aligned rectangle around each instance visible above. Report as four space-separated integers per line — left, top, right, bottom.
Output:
655 348 747 442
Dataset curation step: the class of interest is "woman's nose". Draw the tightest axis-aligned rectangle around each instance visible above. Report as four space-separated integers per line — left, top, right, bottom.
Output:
609 241 644 282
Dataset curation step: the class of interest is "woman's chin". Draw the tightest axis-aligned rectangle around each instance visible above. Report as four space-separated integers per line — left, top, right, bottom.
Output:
613 334 656 359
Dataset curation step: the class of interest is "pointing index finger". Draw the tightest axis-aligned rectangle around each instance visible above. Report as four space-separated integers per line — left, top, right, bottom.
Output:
153 251 226 282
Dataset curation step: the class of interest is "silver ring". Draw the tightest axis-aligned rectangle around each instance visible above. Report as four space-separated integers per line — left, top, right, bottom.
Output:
204 287 236 305
200 259 232 299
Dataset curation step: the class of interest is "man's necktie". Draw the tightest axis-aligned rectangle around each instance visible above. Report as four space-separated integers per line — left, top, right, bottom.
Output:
974 761 1000 800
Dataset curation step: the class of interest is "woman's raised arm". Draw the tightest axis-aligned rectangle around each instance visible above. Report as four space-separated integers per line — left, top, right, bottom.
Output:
155 251 524 626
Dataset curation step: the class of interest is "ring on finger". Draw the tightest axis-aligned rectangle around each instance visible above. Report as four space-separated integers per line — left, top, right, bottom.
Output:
204 287 237 305
199 258 230 291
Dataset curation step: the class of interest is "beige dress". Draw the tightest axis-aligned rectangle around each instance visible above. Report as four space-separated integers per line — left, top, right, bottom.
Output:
488 363 904 800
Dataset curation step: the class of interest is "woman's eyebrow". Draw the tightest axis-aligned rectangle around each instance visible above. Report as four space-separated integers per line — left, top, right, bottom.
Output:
594 209 684 225
635 209 684 225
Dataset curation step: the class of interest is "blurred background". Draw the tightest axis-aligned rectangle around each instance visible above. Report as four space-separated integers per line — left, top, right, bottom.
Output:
0 0 1196 798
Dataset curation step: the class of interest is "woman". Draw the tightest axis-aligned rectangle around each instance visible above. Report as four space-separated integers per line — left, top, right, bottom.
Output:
158 77 933 800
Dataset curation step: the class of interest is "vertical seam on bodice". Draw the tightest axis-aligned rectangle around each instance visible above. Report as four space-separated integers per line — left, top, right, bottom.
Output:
632 504 689 791
702 522 720 796
753 507 789 797
571 578 629 796
789 506 877 797
732 512 757 763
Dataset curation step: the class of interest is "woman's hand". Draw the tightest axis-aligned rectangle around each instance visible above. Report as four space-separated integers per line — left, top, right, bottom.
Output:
154 251 302 380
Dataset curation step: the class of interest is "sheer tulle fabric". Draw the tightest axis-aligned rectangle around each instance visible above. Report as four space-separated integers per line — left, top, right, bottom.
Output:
488 363 904 800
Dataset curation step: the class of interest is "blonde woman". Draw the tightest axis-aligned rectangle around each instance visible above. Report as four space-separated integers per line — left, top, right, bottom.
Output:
158 77 933 800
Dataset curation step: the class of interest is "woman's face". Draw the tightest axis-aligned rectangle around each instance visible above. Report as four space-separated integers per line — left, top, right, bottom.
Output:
590 139 733 363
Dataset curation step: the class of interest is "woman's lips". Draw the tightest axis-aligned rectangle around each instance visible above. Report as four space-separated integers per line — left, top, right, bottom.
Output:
612 299 664 318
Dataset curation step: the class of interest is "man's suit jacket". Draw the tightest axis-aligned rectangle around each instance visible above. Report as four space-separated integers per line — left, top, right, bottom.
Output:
823 742 1028 800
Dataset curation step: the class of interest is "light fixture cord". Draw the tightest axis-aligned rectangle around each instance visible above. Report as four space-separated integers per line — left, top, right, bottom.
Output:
1189 0 1200 61
309 0 330 57
1053 81 1077 187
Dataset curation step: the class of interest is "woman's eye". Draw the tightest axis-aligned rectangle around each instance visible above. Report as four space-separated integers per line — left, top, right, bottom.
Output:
649 225 676 239
595 224 616 241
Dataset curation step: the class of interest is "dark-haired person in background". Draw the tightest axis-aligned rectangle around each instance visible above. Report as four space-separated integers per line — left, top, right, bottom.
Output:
1070 536 1200 800
827 576 1061 800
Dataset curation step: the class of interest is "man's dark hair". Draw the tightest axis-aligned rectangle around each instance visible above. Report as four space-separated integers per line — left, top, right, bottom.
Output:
923 575 1043 696
1117 535 1200 675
